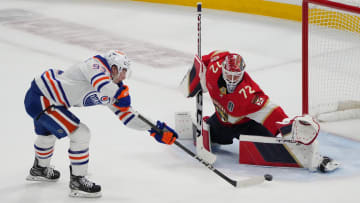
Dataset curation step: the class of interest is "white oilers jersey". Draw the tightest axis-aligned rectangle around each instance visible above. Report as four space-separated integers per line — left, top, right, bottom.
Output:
34 55 118 107
34 54 150 131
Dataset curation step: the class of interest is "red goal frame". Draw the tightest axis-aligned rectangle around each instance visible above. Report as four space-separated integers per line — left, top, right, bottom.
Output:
302 0 360 114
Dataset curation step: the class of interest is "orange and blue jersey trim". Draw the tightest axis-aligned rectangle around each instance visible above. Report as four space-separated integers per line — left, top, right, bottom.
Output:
113 105 130 112
93 55 111 74
40 69 70 107
115 110 135 125
123 114 135 125
90 72 111 92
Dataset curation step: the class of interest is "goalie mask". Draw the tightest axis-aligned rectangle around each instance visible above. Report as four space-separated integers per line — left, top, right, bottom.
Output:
222 54 246 93
104 50 131 78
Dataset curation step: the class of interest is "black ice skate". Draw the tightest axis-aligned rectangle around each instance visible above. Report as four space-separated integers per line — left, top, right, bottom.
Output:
69 166 101 198
26 158 60 181
318 156 340 173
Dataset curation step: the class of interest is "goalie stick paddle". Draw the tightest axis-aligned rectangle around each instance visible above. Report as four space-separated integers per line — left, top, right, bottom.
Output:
240 135 298 144
138 114 272 188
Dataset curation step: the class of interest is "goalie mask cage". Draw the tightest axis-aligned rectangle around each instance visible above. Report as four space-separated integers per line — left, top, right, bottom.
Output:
302 0 360 122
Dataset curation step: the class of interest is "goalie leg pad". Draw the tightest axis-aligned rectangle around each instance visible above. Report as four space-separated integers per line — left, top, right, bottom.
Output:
238 139 325 171
202 116 212 152
194 116 217 165
284 140 323 171
239 140 301 167
286 139 340 172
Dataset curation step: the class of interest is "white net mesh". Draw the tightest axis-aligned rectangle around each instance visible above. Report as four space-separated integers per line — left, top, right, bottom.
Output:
307 0 360 120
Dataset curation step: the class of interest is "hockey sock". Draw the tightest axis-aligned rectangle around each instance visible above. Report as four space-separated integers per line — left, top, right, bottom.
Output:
34 135 56 167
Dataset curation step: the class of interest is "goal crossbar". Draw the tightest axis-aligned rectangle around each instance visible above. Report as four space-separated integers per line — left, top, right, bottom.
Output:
306 0 360 14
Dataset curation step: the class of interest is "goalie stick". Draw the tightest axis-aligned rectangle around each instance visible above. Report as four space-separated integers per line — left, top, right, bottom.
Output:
195 2 203 147
138 114 272 187
240 135 298 144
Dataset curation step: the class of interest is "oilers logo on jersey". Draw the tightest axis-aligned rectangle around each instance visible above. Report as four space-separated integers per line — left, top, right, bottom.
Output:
83 91 110 106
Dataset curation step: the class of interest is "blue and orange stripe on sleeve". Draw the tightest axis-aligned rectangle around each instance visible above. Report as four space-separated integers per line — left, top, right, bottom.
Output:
40 69 70 107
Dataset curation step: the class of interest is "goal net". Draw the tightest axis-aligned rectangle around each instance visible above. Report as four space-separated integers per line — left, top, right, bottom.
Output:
302 0 360 122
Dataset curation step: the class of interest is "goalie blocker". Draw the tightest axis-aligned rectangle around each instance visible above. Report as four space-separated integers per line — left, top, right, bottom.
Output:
179 55 206 98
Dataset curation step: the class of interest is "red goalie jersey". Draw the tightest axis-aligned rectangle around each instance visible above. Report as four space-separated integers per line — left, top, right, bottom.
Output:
182 50 338 170
202 50 287 135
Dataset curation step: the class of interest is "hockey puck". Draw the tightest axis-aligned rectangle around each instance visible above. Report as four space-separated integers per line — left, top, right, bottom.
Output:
264 174 273 181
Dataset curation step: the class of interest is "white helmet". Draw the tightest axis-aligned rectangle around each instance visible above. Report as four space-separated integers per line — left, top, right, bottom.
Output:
222 53 246 93
104 50 130 72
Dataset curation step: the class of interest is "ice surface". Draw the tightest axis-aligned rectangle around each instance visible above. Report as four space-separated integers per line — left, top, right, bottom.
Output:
0 0 359 202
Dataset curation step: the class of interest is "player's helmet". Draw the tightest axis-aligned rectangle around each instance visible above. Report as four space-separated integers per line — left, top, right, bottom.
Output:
104 50 130 72
222 53 246 93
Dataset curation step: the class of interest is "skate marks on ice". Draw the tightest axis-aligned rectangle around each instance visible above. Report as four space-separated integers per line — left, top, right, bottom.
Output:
0 9 192 68
176 132 360 182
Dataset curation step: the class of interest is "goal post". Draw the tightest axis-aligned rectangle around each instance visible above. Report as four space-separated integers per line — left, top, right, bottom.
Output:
302 0 360 121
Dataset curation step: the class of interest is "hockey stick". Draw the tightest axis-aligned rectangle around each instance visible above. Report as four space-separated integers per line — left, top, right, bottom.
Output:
194 2 203 144
240 135 297 144
138 114 272 187
194 1 217 166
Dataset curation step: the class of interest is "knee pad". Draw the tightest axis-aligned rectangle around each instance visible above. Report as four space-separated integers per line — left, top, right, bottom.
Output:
68 123 91 150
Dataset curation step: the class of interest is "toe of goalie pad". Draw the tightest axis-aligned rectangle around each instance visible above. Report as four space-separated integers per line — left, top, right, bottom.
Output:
196 139 217 165
179 55 205 98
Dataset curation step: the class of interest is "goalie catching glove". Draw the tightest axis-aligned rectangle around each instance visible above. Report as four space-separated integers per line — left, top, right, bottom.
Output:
276 115 320 145
149 121 178 145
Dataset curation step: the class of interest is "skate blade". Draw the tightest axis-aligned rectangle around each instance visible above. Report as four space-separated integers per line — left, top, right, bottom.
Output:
26 175 58 182
69 190 102 198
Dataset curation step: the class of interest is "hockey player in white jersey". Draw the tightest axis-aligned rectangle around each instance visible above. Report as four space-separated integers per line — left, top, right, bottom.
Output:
24 50 178 198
